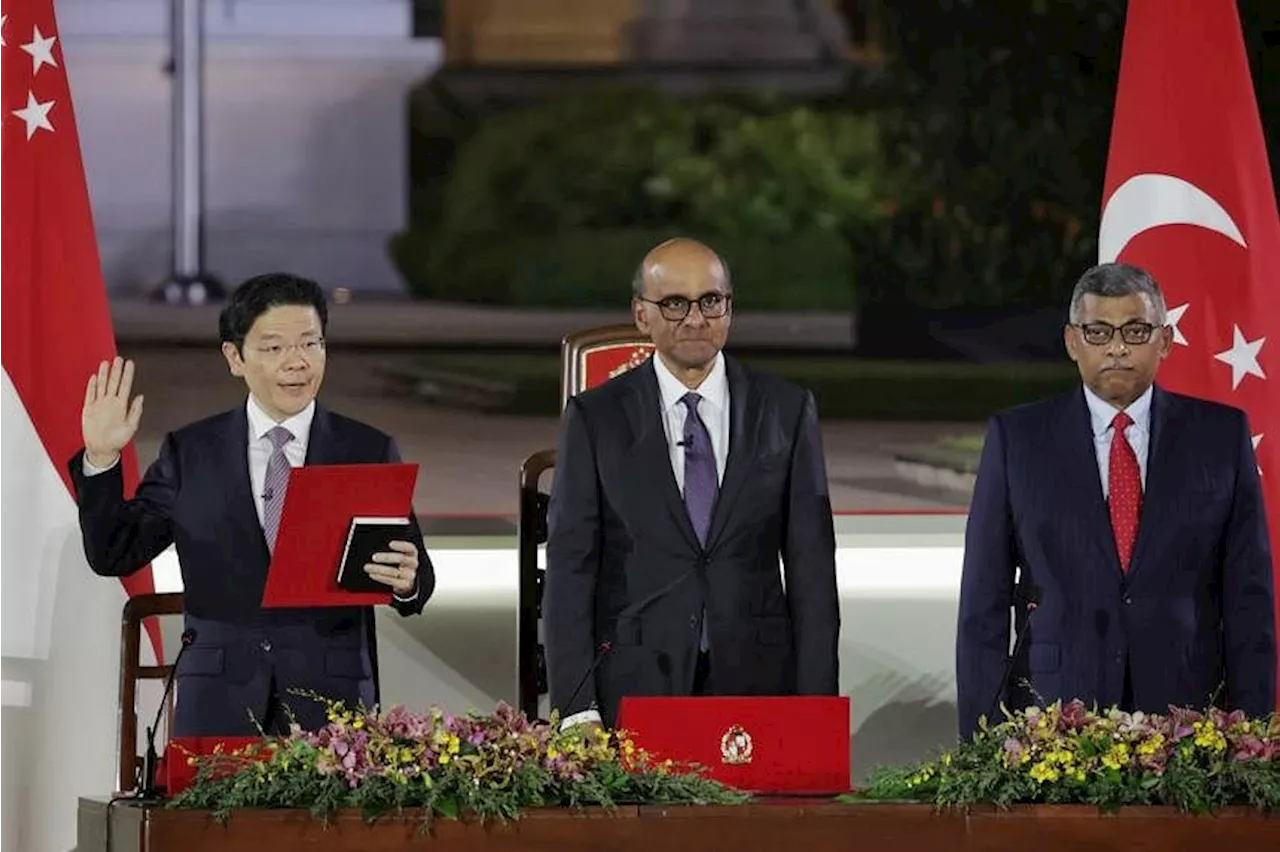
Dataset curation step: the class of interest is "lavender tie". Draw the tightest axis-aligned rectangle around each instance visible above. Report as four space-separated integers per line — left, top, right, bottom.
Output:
680 392 719 544
262 426 294 551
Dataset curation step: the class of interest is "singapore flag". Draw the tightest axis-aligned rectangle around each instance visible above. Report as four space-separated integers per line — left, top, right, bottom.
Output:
1099 0 1279 693
2 1 160 850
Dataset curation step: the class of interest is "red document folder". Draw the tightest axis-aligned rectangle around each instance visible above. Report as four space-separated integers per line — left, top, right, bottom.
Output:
260 463 418 608
616 695 851 794
162 736 265 796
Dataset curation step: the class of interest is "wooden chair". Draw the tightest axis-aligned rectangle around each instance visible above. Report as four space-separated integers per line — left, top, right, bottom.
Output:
117 592 184 792
516 324 654 719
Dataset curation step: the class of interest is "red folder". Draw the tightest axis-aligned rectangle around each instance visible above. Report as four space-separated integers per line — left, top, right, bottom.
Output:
260 463 418 607
162 736 265 796
616 695 851 794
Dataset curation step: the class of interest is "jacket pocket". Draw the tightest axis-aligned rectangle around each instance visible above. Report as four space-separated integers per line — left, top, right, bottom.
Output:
177 646 225 677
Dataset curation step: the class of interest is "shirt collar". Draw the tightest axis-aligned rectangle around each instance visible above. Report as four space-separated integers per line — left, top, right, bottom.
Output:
1083 383 1152 437
246 394 315 443
652 351 728 412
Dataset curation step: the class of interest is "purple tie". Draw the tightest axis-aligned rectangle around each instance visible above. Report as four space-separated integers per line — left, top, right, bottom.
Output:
680 392 718 545
262 426 294 551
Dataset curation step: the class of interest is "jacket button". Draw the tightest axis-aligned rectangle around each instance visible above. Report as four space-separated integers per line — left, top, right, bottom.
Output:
1123 596 1133 605
260 639 273 653
689 616 698 629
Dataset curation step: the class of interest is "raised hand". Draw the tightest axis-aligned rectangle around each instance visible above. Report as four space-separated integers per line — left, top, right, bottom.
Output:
82 357 144 467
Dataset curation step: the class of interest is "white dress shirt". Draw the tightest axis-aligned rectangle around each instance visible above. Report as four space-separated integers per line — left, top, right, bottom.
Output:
1082 383 1152 499
653 350 731 491
561 352 731 730
245 395 314 526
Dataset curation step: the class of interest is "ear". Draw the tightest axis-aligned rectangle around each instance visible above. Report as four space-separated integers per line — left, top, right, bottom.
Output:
222 341 246 377
1063 325 1081 363
1155 324 1174 359
632 298 650 335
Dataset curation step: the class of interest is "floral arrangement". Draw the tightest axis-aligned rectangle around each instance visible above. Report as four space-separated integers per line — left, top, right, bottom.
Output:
167 695 748 825
852 700 1280 813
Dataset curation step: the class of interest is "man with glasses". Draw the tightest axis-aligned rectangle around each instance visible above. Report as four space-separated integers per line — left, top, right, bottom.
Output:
544 237 840 732
956 262 1274 740
71 273 434 736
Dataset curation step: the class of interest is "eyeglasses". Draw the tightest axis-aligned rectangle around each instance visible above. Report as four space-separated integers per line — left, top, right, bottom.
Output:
1072 321 1160 346
250 339 326 362
638 292 732 322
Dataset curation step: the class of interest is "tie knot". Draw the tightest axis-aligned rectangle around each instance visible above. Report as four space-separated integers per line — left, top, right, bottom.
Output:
267 425 294 450
680 392 703 412
1111 411 1133 432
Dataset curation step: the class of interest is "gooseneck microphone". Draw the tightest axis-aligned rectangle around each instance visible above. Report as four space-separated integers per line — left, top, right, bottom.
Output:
986 584 1042 726
559 563 702 719
139 628 198 799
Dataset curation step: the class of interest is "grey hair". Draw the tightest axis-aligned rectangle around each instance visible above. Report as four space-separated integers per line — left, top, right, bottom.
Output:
1067 262 1167 324
631 243 732 297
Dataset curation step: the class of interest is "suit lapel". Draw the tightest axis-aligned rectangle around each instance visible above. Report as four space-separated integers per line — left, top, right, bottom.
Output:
1126 386 1174 582
705 357 761 549
623 362 700 551
1060 388 1123 574
304 404 337 466
225 405 270 558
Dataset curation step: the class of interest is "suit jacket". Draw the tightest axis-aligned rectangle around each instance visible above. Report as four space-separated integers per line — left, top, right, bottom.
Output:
956 385 1275 739
544 356 840 727
69 403 434 736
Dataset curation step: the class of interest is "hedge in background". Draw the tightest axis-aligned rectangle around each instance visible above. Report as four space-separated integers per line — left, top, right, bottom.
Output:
391 89 889 309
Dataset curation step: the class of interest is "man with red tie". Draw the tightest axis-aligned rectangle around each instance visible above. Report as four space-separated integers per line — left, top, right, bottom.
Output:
956 262 1274 740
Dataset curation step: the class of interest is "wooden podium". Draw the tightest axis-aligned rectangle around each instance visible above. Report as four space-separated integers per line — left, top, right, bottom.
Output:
77 797 1279 852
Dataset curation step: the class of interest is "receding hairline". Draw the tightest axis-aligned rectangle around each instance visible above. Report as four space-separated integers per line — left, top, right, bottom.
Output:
1067 262 1167 325
631 239 731 297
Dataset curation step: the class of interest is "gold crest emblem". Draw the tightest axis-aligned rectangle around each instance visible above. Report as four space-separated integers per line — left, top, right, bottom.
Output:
607 346 653 380
719 725 754 765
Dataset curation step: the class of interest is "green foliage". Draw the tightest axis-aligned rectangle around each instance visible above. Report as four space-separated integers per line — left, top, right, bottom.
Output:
853 0 1127 311
393 88 888 308
848 700 1280 814
168 696 747 827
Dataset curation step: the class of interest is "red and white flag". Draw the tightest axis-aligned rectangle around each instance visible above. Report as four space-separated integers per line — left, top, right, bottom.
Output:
1099 0 1279 690
2 0 160 846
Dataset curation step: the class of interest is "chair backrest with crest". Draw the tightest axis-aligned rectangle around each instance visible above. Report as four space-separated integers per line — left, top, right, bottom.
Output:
517 324 654 718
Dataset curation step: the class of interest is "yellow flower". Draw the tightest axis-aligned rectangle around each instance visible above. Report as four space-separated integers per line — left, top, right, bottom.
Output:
941 752 952 766
1136 733 1165 756
1101 742 1130 771
1029 760 1060 783
1073 769 1086 782
439 753 451 765
352 717 365 730
399 747 416 764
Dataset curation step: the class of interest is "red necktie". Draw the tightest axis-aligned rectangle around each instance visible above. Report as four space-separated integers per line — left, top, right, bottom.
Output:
1108 411 1142 571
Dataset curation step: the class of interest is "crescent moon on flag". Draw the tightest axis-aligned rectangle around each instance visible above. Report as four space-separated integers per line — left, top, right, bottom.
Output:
1098 173 1248 263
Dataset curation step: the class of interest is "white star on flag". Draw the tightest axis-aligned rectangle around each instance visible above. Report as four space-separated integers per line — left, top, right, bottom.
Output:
1213 324 1266 390
1 13 8 47
1166 303 1189 346
20 25 57 75
12 90 55 140
1254 434 1265 476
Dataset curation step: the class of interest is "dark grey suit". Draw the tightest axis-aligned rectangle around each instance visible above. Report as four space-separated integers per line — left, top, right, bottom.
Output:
544 356 840 726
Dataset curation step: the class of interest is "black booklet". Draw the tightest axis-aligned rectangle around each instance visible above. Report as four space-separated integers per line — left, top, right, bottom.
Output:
336 516 412 593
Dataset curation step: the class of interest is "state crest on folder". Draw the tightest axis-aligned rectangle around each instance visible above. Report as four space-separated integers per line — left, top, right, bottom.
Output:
720 725 754 765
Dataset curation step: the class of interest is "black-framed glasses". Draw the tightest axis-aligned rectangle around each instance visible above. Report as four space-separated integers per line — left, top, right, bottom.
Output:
1072 321 1160 346
639 292 732 322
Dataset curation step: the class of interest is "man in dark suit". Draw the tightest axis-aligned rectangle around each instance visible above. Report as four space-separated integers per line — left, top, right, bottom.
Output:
544 237 840 731
71 273 435 736
956 262 1274 739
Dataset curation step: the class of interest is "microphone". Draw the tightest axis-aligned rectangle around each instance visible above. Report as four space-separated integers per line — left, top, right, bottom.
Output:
139 628 198 799
986 582 1041 726
558 564 701 718
262 487 273 501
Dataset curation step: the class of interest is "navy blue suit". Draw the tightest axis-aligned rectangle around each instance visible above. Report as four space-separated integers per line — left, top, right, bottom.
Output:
69 404 433 736
956 385 1274 739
